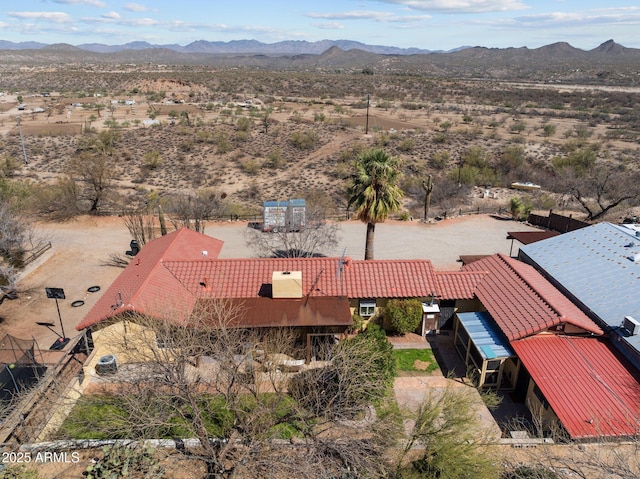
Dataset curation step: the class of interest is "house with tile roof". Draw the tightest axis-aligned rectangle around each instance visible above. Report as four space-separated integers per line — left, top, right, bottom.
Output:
77 228 484 377
459 253 640 439
457 254 602 392
519 222 640 371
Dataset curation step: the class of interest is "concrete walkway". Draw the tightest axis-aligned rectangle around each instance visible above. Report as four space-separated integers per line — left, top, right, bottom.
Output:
393 375 502 440
392 332 503 440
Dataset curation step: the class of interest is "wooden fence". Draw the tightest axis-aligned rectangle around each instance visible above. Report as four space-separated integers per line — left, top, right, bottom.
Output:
527 210 590 233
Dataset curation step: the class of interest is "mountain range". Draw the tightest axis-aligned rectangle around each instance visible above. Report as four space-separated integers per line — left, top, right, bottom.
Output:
0 39 636 85
0 38 633 57
0 39 443 55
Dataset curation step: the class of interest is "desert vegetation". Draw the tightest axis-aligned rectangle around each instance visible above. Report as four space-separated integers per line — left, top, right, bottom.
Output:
0 65 638 226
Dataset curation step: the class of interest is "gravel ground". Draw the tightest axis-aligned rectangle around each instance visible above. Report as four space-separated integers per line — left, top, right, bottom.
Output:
1 214 540 349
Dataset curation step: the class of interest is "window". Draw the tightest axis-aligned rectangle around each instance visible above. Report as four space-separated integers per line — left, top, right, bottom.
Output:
359 300 376 317
532 384 549 409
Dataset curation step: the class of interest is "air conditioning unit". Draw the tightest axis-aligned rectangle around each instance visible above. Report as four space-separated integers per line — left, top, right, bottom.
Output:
95 354 118 375
623 316 640 336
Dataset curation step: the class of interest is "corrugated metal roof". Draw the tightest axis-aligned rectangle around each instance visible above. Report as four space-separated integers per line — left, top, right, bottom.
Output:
464 254 602 341
512 335 640 439
520 223 640 359
457 312 514 359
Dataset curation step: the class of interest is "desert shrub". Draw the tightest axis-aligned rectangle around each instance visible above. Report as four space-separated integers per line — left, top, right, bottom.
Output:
267 148 285 169
240 158 261 175
142 150 163 170
0 154 21 178
542 123 556 137
195 130 213 143
0 465 41 479
496 144 525 175
375 133 392 147
398 210 411 221
386 299 423 334
289 130 319 150
509 196 532 221
236 116 252 132
532 193 556 210
432 133 448 143
431 151 450 170
236 130 250 142
511 122 526 134
179 140 194 152
502 465 560 479
398 138 416 152
215 131 232 154
313 112 326 122
83 444 164 479
552 148 596 175
461 146 489 169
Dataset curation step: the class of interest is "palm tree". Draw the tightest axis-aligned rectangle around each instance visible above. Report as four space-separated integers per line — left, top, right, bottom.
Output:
348 148 403 260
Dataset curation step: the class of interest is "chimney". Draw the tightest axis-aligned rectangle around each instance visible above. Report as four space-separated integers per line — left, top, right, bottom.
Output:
272 271 303 298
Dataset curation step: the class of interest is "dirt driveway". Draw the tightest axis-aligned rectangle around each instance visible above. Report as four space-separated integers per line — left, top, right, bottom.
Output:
0 214 539 349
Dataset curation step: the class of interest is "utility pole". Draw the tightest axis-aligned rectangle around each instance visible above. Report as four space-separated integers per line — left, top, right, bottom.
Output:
17 116 28 164
422 175 433 221
365 94 370 135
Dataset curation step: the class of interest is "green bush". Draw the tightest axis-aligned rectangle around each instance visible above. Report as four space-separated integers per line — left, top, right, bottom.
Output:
502 465 560 479
289 130 319 150
84 444 163 479
386 299 423 334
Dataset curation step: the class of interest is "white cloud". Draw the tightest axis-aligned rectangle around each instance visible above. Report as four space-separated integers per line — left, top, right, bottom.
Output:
53 0 106 7
102 11 121 20
372 0 528 13
126 17 159 26
307 10 430 23
501 11 640 28
314 22 345 30
124 3 151 12
8 12 72 24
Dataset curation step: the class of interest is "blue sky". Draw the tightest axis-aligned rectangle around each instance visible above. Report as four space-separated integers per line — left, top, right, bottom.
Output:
2 1 639 50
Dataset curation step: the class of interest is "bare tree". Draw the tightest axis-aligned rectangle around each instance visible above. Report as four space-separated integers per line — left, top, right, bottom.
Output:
67 152 118 214
245 215 340 258
0 203 46 296
501 410 640 479
563 164 640 221
60 306 398 478
166 189 227 234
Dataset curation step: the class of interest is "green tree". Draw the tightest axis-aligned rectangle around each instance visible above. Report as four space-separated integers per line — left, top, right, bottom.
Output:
397 384 499 479
386 299 423 334
348 148 403 260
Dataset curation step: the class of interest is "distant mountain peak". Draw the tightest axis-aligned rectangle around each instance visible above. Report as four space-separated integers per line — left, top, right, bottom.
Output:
592 39 627 54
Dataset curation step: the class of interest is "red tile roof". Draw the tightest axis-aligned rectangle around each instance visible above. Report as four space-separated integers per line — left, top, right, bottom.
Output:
463 254 602 341
164 257 439 300
77 230 486 331
512 335 640 439
76 229 223 330
435 271 486 300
